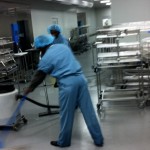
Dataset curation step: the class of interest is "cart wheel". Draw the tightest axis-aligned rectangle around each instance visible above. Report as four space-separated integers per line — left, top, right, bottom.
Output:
99 94 102 99
13 126 19 131
139 91 144 97
97 107 105 120
138 101 146 109
100 111 105 120
99 105 104 112
97 104 100 110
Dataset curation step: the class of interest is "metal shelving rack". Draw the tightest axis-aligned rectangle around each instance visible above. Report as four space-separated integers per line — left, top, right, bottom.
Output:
139 37 150 106
0 37 17 79
93 28 146 117
0 37 27 131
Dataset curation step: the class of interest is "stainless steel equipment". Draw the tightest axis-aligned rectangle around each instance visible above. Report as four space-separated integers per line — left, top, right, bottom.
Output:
93 28 147 118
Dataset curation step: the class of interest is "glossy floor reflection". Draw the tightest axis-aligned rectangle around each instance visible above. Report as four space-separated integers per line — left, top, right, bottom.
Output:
1 50 150 150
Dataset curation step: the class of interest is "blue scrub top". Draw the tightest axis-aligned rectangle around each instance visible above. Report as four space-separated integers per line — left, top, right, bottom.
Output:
38 44 82 79
53 34 70 47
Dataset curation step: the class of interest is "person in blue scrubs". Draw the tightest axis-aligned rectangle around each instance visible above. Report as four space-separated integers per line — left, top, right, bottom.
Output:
47 24 70 87
24 35 104 148
47 24 70 47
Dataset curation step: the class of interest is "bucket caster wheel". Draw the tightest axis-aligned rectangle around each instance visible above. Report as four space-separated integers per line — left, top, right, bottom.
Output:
97 107 105 120
13 125 19 131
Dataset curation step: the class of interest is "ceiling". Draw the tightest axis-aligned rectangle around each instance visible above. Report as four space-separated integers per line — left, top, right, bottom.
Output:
0 0 110 15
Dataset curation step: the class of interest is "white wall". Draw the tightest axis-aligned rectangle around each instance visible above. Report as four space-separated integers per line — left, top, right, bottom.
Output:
95 7 111 29
77 8 97 34
31 9 77 38
31 8 97 39
112 0 150 24
0 15 15 37
86 8 97 34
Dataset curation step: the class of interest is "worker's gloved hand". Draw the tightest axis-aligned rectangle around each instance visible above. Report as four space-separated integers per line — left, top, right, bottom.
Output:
23 87 33 95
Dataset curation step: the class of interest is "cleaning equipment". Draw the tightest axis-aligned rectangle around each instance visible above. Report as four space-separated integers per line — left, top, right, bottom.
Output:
0 89 18 124
0 95 27 149
17 95 59 116
0 94 59 149
0 89 27 131
0 79 15 94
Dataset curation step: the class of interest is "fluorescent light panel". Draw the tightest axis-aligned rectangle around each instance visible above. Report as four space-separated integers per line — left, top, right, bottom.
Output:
45 0 93 7
71 0 79 4
100 0 110 3
106 2 111 5
55 0 72 5
82 1 89 4
82 1 93 7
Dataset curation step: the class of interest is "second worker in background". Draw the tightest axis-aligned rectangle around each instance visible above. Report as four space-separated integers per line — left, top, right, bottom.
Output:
47 24 70 47
24 35 104 148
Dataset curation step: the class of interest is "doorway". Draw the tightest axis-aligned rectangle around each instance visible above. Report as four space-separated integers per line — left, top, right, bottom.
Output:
77 12 87 35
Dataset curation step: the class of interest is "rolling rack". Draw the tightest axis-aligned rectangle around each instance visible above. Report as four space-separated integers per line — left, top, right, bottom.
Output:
142 37 150 106
0 37 27 131
136 37 150 107
93 28 146 118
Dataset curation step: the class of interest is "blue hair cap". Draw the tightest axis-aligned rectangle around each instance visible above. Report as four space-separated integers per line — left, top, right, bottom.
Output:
34 35 54 49
47 24 62 33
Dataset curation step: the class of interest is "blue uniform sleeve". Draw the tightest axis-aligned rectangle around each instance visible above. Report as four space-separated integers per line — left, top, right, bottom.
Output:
38 58 53 74
66 40 71 48
64 39 70 47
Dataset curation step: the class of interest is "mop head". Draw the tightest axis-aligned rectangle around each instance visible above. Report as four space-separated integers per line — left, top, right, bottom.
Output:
1 145 28 150
0 96 27 150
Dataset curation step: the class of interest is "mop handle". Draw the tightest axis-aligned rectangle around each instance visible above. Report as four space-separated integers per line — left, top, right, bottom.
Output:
8 95 27 125
0 95 27 148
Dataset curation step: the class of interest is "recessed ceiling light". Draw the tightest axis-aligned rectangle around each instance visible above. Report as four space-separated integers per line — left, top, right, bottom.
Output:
82 1 94 7
55 0 72 5
100 0 110 3
82 1 88 5
106 2 111 5
71 0 79 5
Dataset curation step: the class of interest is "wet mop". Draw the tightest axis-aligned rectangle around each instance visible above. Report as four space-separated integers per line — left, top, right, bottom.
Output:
0 96 27 149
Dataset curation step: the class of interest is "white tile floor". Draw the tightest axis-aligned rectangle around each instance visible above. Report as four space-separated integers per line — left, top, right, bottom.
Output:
1 49 150 150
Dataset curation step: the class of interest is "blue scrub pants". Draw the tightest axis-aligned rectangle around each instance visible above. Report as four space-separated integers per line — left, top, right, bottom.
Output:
57 75 103 147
